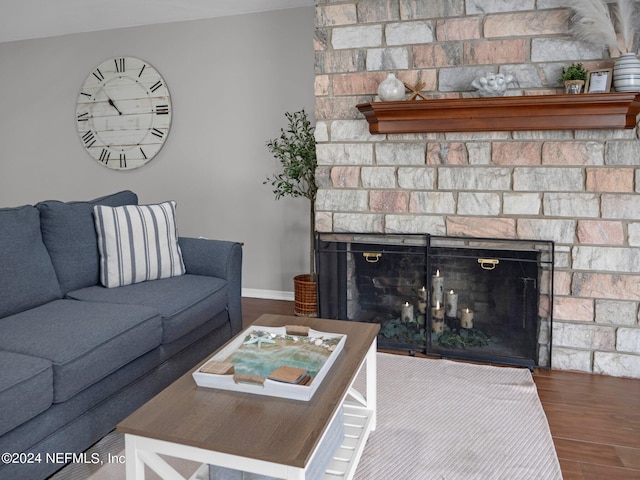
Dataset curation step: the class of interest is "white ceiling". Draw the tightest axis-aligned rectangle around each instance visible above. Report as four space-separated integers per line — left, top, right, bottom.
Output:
0 0 315 43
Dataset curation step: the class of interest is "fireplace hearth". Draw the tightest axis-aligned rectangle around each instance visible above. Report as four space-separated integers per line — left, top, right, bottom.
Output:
316 233 554 368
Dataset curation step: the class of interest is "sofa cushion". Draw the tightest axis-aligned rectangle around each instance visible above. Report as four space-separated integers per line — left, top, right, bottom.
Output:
37 190 138 294
0 351 53 436
93 201 185 288
0 299 161 403
0 205 62 319
67 274 228 344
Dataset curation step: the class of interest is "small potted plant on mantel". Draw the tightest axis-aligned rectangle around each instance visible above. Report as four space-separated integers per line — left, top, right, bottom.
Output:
265 109 318 316
559 62 588 94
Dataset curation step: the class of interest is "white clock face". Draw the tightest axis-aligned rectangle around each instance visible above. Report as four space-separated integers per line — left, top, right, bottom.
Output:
76 57 172 170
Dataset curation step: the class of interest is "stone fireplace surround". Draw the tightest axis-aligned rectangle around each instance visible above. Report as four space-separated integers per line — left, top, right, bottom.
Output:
313 0 640 378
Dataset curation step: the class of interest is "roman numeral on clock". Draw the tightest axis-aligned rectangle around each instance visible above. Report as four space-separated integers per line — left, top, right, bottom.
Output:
151 128 164 139
139 147 148 159
119 154 127 168
81 130 96 148
99 149 111 163
93 68 104 82
156 104 169 115
150 81 163 92
77 112 89 122
114 57 126 73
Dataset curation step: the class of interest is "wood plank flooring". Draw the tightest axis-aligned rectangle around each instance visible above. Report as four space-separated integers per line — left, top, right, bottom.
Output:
242 297 640 480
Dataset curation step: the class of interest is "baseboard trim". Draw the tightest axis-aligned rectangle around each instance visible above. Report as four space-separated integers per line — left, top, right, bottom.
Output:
242 288 294 301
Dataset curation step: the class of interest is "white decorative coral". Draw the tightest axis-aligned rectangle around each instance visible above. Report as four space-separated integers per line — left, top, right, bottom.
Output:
567 0 638 54
471 73 515 97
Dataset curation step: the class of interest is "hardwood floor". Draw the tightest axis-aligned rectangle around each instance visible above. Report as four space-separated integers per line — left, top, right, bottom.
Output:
242 297 640 480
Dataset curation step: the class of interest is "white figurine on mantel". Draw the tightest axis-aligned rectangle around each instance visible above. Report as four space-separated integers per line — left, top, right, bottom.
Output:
471 73 515 97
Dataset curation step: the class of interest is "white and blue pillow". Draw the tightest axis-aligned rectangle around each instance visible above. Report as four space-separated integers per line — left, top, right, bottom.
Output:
93 201 185 288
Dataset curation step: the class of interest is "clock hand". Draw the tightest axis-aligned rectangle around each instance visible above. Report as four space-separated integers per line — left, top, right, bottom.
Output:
106 94 123 115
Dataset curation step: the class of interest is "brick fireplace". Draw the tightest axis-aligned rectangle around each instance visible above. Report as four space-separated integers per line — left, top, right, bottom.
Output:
313 1 640 378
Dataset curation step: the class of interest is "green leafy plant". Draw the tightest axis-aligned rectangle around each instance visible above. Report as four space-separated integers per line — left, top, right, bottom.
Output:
433 325 491 349
559 62 588 83
265 110 318 277
381 317 427 345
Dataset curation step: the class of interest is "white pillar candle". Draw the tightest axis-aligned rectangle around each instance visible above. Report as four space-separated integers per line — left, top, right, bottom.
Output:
431 301 445 333
461 308 474 329
418 286 427 301
401 302 414 323
418 300 428 314
445 289 458 318
431 270 444 307
418 286 428 314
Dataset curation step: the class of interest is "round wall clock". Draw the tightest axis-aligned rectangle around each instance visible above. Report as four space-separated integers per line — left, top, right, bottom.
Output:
76 56 172 170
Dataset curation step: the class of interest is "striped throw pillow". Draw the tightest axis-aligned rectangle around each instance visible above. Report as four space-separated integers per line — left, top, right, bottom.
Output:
93 201 186 288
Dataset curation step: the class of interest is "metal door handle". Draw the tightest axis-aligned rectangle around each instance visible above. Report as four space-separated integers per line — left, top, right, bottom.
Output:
363 252 382 263
478 258 499 270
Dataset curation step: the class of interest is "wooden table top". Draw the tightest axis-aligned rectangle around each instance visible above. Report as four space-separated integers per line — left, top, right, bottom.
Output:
117 314 380 468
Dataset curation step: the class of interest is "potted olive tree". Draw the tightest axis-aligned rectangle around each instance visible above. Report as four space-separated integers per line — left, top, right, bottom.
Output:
559 62 588 94
265 110 318 316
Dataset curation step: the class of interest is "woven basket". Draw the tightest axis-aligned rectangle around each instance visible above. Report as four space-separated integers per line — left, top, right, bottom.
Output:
293 274 318 317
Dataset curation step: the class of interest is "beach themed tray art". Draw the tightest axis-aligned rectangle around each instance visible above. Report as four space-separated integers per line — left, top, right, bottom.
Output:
192 325 346 401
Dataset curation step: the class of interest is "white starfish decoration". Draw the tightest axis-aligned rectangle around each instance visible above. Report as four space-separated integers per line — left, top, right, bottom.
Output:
243 333 276 348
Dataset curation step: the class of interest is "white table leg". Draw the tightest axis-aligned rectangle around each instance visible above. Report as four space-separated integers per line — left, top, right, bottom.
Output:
125 434 146 480
366 338 377 431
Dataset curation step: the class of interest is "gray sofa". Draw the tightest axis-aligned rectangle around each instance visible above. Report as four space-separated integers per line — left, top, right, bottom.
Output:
0 190 242 479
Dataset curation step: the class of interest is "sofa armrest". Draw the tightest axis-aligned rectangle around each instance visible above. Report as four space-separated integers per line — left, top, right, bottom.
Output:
178 237 243 335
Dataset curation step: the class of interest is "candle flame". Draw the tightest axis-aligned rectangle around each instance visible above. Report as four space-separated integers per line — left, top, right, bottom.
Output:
435 269 440 276
436 301 440 309
449 289 454 294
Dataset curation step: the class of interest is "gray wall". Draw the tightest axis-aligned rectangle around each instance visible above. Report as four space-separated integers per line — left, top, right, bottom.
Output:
0 7 315 297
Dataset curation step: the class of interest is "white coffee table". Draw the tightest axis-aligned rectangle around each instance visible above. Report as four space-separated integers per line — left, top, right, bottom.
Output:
117 314 379 480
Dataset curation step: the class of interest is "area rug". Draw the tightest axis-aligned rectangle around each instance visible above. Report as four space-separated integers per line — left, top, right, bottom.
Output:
51 353 562 480
352 354 562 480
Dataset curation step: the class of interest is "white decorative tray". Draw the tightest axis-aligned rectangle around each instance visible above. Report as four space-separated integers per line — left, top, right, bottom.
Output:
192 325 346 401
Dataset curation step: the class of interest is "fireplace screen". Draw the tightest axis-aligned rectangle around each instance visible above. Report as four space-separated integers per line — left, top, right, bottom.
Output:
315 233 554 368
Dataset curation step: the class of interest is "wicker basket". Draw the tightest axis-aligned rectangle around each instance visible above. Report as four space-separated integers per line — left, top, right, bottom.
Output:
293 274 318 317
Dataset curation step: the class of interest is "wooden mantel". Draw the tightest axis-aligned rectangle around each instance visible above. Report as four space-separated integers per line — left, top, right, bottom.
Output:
356 92 640 134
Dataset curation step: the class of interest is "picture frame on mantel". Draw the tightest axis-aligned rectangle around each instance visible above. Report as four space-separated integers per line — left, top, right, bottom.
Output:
585 68 612 93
